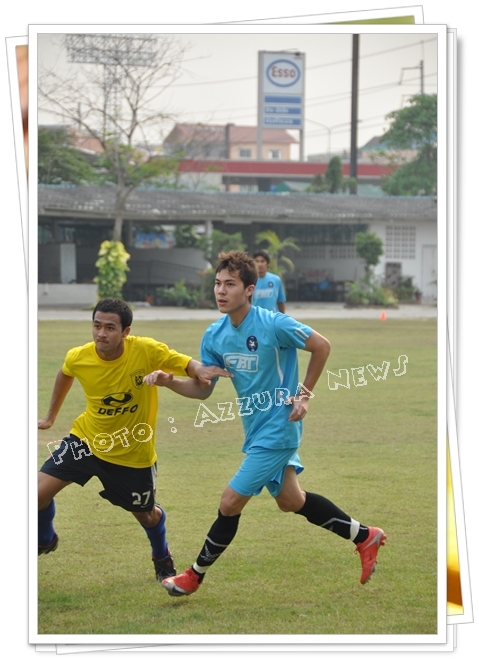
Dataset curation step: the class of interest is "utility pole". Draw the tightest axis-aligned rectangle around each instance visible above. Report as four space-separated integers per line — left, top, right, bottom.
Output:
399 60 425 96
350 34 359 195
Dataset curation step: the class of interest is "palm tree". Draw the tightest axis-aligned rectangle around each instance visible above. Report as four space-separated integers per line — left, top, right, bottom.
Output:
255 230 301 279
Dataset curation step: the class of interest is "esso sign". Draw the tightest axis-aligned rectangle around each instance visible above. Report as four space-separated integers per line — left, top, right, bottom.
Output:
266 59 301 87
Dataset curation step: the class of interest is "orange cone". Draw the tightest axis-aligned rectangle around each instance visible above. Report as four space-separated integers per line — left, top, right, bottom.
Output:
379 311 387 321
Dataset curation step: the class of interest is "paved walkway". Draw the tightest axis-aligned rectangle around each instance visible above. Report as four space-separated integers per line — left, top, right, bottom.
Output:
38 302 437 321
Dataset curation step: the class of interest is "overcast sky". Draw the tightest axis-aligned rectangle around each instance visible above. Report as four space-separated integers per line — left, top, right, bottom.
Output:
37 29 438 159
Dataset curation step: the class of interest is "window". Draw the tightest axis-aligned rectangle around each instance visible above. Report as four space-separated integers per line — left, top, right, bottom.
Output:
239 148 252 158
268 149 282 159
38 225 53 244
385 226 416 259
292 223 367 246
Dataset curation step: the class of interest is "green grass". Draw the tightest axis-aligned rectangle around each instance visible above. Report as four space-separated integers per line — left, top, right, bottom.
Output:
37 318 437 636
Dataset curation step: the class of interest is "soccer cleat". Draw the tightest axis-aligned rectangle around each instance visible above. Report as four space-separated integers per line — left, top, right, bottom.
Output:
152 549 177 582
355 526 387 584
38 533 59 556
162 566 204 597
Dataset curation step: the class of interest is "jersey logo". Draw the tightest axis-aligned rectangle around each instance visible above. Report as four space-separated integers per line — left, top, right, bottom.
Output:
255 289 273 298
268 281 274 287
130 369 145 389
102 392 134 407
246 336 258 352
223 353 259 372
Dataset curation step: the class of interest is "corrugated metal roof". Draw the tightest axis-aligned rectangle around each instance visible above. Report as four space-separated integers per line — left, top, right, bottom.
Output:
38 186 437 222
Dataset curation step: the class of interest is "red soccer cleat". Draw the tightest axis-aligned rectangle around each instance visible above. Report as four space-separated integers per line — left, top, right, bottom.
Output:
162 566 204 597
355 527 387 584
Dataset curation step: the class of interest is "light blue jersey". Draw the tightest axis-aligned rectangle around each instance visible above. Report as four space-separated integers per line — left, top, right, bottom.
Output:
252 272 286 312
200 306 313 453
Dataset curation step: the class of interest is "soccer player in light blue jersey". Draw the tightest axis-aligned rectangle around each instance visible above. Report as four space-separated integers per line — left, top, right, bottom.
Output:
144 251 386 596
251 249 286 313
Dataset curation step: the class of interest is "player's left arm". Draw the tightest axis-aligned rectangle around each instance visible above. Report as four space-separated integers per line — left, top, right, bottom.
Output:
287 330 331 422
277 301 286 314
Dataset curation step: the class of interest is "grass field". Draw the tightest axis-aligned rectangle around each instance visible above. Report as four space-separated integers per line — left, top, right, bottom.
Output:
37 317 438 636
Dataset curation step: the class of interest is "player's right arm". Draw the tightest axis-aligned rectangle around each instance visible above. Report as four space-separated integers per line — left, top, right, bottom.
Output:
38 369 74 429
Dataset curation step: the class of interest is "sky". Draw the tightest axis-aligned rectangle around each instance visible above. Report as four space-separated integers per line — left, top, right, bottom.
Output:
37 29 437 159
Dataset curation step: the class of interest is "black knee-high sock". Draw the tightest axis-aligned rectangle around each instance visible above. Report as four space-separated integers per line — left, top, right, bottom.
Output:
193 510 241 574
294 491 368 543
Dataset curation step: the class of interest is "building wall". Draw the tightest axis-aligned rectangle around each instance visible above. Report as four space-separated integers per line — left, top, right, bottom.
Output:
38 283 97 307
175 171 225 191
370 219 437 300
39 244 76 283
229 142 292 160
74 246 210 287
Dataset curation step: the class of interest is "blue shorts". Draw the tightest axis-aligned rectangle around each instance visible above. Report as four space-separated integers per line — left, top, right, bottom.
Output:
228 446 304 498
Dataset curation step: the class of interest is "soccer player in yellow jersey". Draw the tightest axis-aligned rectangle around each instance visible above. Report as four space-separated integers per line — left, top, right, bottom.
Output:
38 298 228 582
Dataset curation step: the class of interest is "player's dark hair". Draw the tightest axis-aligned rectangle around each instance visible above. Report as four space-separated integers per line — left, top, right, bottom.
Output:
215 250 258 290
252 249 270 264
92 298 133 330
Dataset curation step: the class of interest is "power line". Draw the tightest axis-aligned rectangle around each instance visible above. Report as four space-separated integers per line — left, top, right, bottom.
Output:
307 36 437 71
161 37 437 89
307 72 437 106
173 74 437 124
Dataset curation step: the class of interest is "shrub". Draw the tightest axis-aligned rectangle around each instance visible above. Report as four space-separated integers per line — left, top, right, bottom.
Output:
391 276 421 302
94 240 130 300
345 279 398 307
344 281 370 306
156 280 201 308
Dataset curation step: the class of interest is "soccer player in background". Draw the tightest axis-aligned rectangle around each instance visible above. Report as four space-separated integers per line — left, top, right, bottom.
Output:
38 298 227 582
144 251 387 597
251 249 287 313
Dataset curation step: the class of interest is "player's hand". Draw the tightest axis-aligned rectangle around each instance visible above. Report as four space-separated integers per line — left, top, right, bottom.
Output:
285 395 310 422
193 365 233 386
143 370 174 387
38 418 54 430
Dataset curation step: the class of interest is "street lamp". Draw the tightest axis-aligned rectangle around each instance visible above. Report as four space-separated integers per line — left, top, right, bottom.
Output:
306 119 362 160
306 120 331 158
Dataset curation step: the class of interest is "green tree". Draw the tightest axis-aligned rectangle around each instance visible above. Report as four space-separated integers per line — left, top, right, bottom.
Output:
305 172 327 193
324 156 344 193
200 229 246 264
382 157 437 196
38 127 99 185
94 240 130 299
345 232 396 307
354 231 384 278
380 94 437 196
173 224 201 248
255 230 300 279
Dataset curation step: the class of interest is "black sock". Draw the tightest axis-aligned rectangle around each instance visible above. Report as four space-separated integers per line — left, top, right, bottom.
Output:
194 510 241 571
295 491 368 542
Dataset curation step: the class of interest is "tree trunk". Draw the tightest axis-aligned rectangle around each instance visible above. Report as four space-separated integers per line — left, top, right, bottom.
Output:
113 210 123 242
113 162 125 242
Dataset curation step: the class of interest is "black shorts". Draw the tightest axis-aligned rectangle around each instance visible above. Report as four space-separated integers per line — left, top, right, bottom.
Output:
40 435 157 512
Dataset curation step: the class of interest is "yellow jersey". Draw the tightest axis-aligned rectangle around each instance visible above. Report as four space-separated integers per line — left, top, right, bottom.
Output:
62 335 191 468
